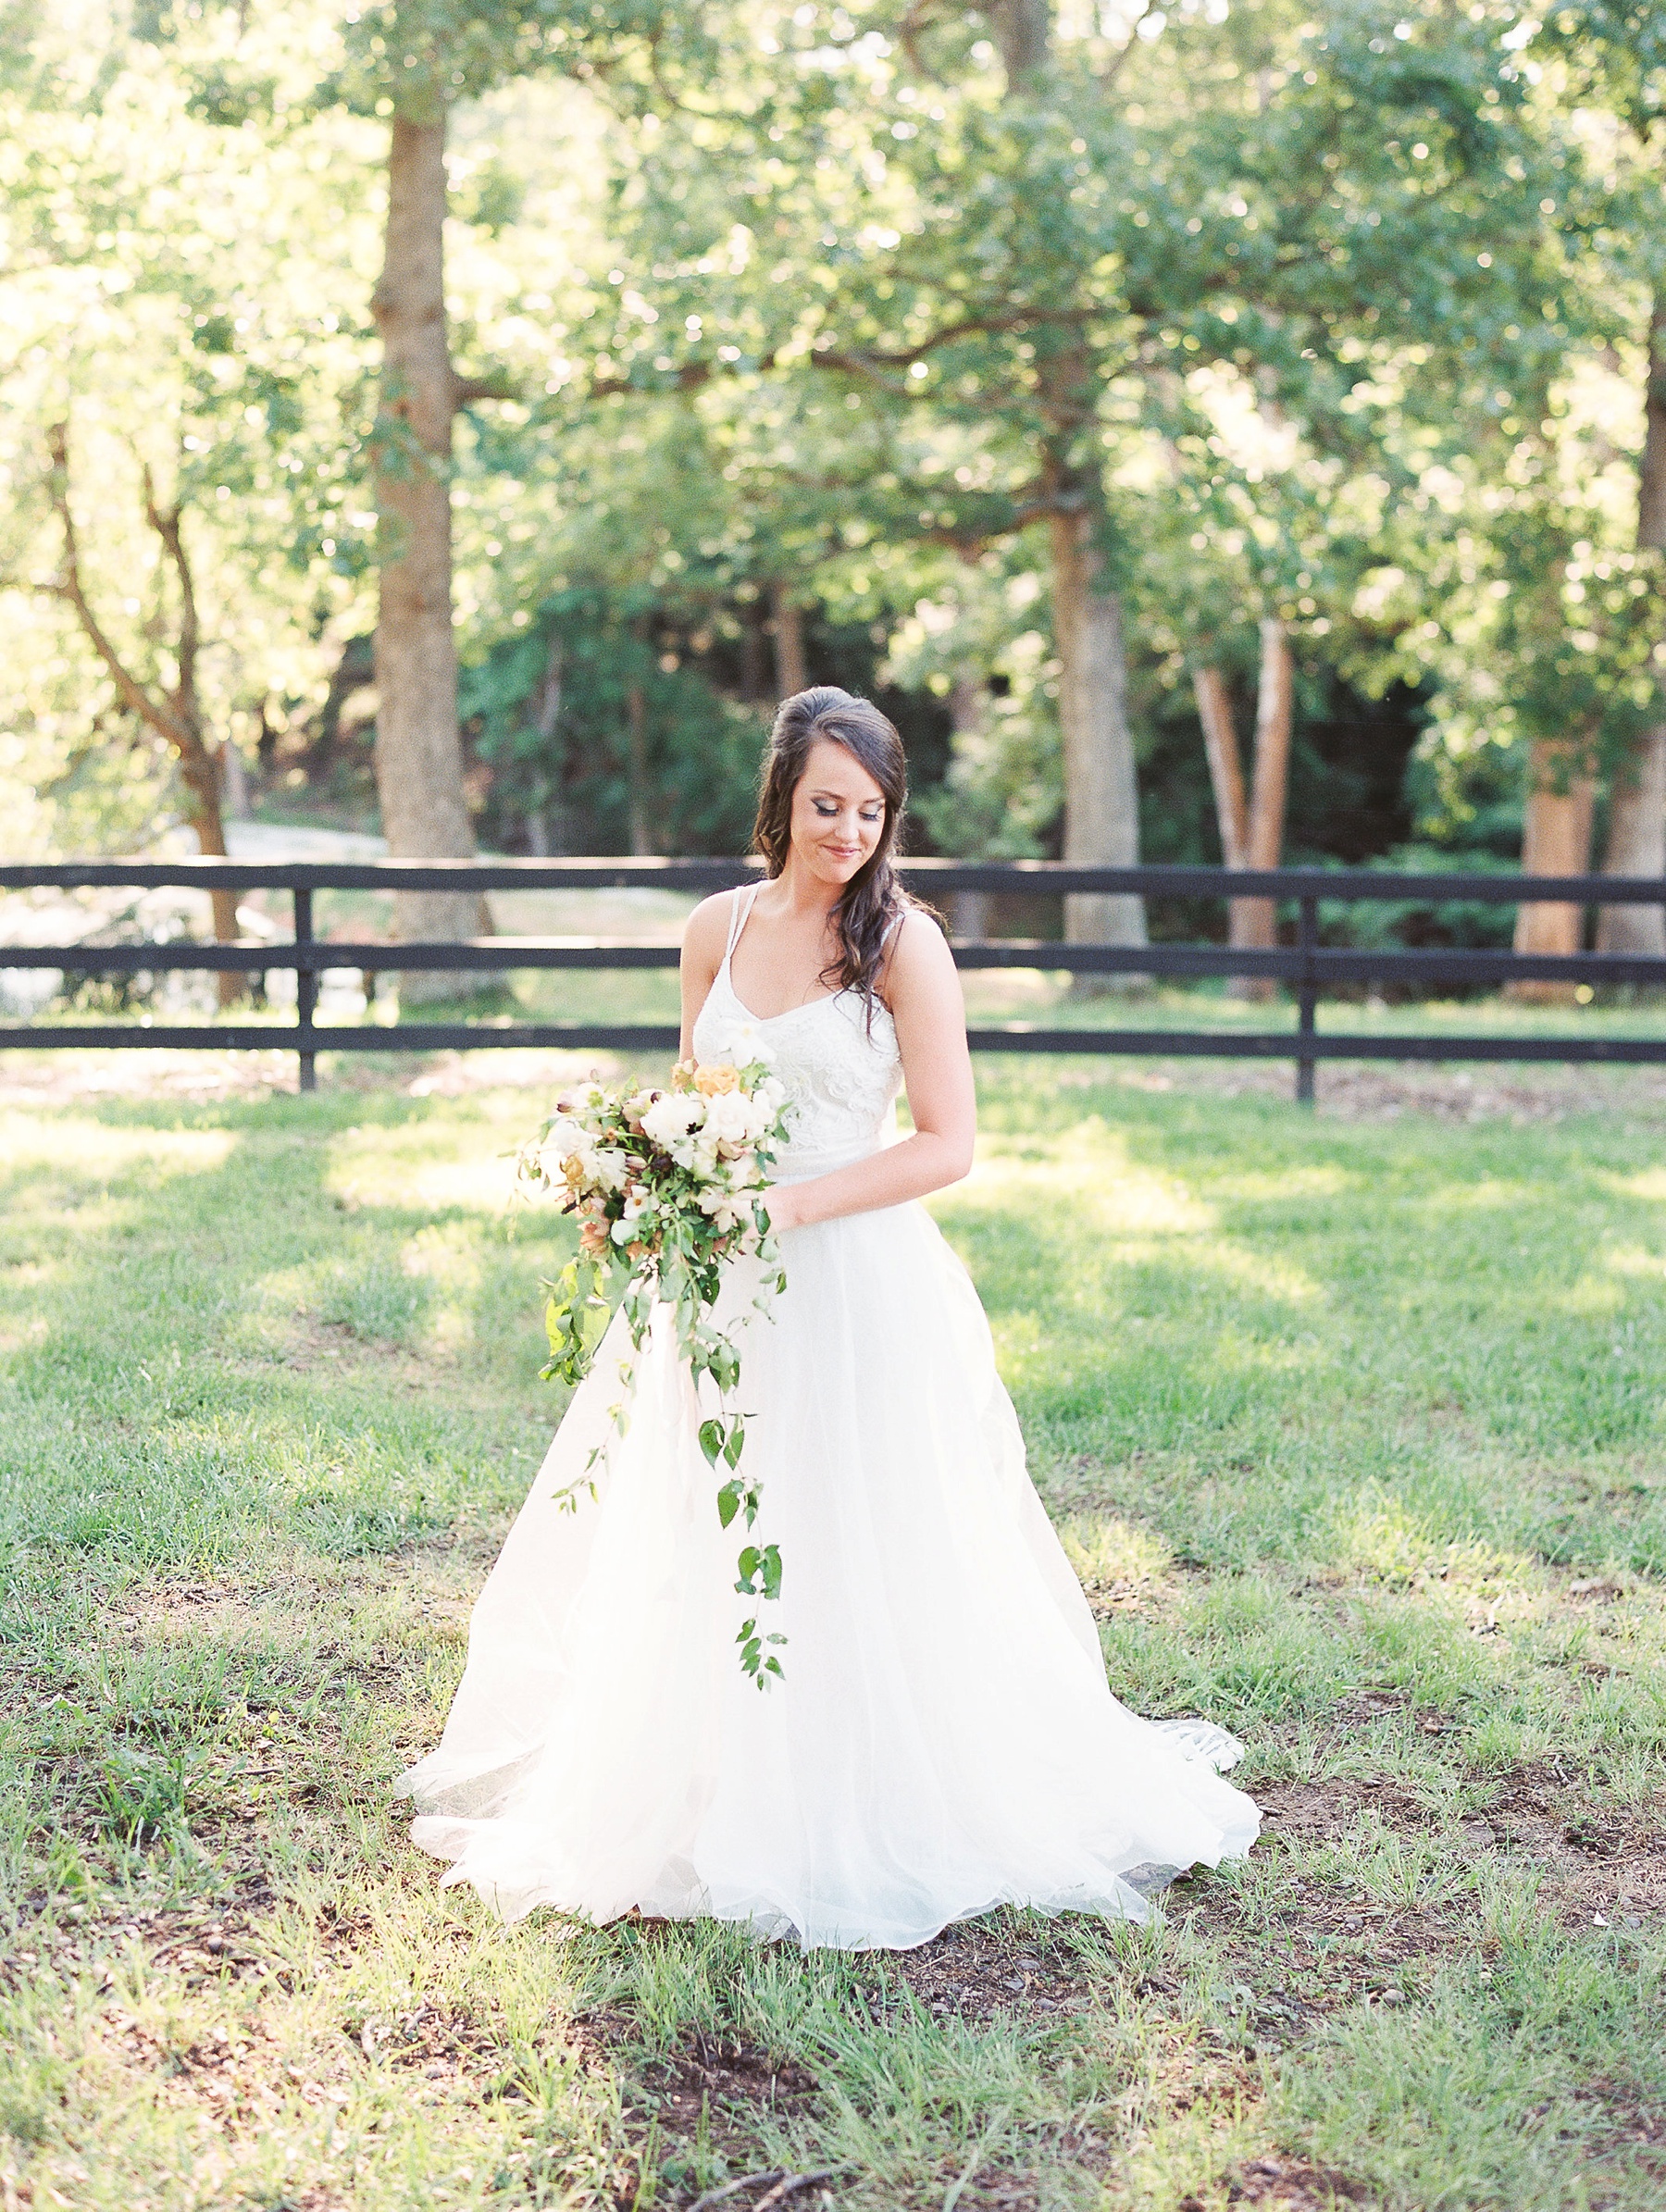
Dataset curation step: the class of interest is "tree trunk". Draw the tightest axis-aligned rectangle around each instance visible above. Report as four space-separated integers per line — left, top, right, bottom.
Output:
1598 286 1666 958
529 632 570 855
993 0 1050 81
1050 506 1147 964
1597 732 1666 956
370 110 482 996
627 677 652 854
1194 661 1257 985
1233 617 1296 999
770 582 808 699
1193 663 1248 869
1512 739 1596 1000
741 598 771 702
220 737 252 821
948 671 991 941
179 756 242 1009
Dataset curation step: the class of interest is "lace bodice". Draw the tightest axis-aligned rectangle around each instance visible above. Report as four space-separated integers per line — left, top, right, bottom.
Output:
690 887 902 1177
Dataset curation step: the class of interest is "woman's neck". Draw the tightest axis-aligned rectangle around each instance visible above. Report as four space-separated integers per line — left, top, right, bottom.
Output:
772 858 844 924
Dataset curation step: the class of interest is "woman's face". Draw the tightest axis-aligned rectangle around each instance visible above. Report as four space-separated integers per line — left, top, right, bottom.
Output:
788 738 888 889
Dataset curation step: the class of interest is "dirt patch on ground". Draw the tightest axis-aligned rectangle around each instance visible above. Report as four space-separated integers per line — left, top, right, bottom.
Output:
1165 1757 1666 2058
1181 2154 1368 2209
871 1912 1098 2026
578 1916 1122 2211
1479 1763 1666 1930
632 2029 823 2145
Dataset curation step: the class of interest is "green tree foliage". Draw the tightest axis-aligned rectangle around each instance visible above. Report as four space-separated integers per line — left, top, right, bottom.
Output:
0 3 379 853
0 0 1661 937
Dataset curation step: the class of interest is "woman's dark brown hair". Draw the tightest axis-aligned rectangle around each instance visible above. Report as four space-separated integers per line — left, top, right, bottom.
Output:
752 687 914 1010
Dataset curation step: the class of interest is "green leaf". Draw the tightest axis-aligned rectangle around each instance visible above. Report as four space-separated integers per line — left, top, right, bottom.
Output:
578 1299 610 1357
699 1418 725 1467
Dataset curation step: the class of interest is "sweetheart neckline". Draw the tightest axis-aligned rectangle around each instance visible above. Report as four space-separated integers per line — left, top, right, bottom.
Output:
715 962 894 1032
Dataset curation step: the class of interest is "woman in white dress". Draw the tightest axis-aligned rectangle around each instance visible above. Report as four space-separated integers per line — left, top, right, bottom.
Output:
398 688 1259 1949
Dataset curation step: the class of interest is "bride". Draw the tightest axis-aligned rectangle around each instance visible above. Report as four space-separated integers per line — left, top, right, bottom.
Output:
398 687 1260 1949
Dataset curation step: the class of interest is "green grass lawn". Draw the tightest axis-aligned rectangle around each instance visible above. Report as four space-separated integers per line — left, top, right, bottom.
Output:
2 1057 1664 2211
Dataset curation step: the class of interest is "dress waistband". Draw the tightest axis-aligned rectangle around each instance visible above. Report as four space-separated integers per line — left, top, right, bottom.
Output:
769 1139 881 1185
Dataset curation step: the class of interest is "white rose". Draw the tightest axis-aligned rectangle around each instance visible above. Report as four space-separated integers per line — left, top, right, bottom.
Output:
702 1089 756 1146
539 1113 586 1162
595 1149 632 1194
640 1092 706 1148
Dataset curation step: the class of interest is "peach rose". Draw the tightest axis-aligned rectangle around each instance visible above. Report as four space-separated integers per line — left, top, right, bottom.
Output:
694 1063 741 1097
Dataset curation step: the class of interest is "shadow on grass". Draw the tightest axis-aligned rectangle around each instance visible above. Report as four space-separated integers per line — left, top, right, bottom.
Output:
0 1087 571 1580
944 1064 1666 1582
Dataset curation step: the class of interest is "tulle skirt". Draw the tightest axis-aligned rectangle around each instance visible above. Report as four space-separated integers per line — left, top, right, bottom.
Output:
397 1168 1260 1949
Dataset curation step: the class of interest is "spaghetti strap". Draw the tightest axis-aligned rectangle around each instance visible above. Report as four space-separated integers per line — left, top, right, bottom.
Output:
723 881 761 966
874 901 909 1000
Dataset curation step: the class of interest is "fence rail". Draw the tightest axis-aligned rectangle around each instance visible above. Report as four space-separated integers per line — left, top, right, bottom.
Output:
4 856 1664 1101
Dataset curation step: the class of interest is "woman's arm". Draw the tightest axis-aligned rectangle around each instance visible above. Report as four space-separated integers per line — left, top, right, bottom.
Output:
678 891 736 1063
765 911 975 1232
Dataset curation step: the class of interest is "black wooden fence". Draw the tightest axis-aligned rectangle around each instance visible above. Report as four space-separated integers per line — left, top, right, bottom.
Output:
2 856 1664 1102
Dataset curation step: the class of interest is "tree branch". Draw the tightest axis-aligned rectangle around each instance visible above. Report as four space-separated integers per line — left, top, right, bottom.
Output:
47 423 241 969
811 304 1092 373
1094 2 1151 91
452 368 517 407
45 424 195 757
893 0 952 81
142 459 200 739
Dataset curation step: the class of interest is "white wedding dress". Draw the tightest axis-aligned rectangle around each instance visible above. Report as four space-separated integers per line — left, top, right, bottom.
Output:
398 887 1260 1948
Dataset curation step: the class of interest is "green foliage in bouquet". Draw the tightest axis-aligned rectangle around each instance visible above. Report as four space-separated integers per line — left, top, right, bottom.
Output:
521 1058 793 1684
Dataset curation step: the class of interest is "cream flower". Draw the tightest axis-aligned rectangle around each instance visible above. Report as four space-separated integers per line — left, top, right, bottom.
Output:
640 1091 706 1148
702 1088 762 1147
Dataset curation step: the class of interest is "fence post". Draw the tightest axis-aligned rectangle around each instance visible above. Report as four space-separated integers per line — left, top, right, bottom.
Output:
293 886 317 1093
1296 894 1318 1107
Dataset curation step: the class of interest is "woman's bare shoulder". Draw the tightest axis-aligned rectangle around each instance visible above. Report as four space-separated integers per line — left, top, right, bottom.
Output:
682 889 742 967
883 904 956 1001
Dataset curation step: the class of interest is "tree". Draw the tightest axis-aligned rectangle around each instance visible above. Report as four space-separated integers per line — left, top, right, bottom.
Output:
371 105 491 956
1192 621 1294 989
330 1 713 965
608 0 1569 963
43 426 244 997
0 4 376 881
1540 3 1666 954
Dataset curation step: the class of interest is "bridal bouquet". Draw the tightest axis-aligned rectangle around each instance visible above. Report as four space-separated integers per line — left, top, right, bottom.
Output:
518 1056 794 1684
